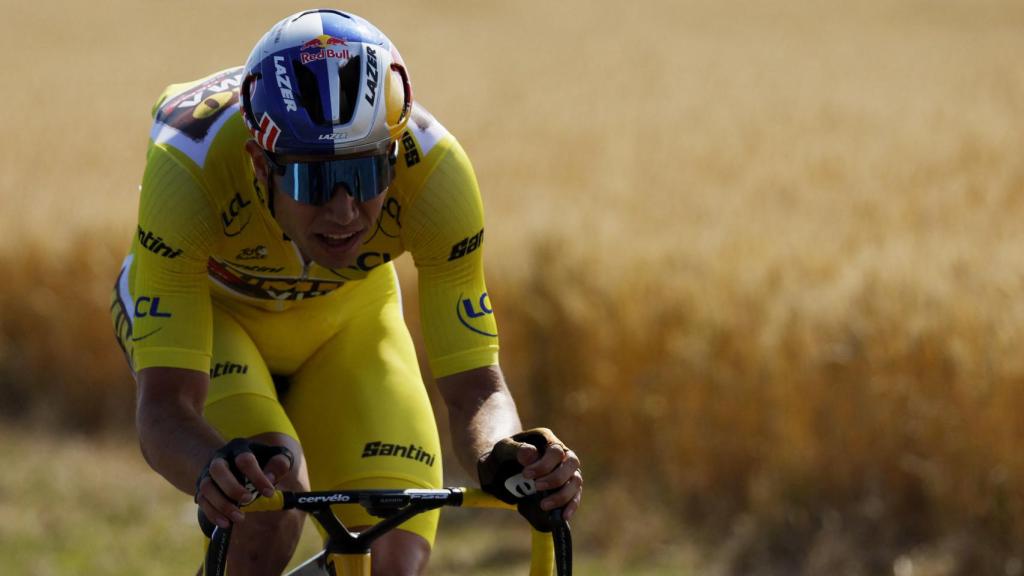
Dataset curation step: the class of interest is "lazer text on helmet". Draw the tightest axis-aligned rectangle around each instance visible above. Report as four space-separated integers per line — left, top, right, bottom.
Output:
273 56 298 112
364 47 378 105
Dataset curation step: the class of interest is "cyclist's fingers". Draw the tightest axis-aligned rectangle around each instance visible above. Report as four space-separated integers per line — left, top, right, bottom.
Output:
263 453 293 487
198 496 236 529
197 496 232 529
523 443 570 479
198 477 245 526
208 457 252 504
234 452 274 498
516 442 541 467
563 479 583 521
533 451 580 491
540 468 583 512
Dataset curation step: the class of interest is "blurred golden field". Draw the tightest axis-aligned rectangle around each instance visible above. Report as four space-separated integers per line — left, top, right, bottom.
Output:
2 0 1024 574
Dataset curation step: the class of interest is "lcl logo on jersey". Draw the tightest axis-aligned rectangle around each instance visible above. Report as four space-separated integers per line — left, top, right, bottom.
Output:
135 296 172 318
221 192 252 237
350 252 391 272
457 292 497 337
128 296 172 342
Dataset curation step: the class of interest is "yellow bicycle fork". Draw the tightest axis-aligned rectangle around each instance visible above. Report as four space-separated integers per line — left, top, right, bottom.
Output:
328 552 371 576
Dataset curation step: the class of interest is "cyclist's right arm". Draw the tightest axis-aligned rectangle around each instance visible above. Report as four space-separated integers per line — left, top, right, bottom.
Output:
136 368 224 494
137 367 277 528
130 143 273 528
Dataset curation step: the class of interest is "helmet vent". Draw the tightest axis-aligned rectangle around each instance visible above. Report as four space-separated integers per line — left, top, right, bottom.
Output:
293 60 326 125
336 55 361 125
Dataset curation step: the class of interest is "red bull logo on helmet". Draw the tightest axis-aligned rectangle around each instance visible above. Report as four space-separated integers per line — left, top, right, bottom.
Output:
300 34 351 65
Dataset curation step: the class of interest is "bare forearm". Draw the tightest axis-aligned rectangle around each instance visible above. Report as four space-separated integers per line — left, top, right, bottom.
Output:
449 388 521 476
138 403 223 494
437 365 522 481
136 368 224 495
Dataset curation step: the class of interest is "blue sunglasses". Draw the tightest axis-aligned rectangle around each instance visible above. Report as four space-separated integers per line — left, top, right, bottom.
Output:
265 152 394 205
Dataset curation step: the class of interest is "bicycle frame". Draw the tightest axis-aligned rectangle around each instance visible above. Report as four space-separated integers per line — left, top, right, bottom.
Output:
202 487 571 576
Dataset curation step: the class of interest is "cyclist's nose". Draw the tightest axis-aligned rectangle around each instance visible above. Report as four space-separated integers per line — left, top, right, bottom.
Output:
324 185 360 222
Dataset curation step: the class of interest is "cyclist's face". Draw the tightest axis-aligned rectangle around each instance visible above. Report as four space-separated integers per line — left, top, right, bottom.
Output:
274 182 386 269
247 141 386 269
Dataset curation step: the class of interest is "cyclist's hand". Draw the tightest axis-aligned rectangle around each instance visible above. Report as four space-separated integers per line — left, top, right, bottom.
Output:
478 427 582 531
195 438 294 530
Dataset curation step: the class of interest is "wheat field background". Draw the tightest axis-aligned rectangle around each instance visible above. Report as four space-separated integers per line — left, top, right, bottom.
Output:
2 0 1024 574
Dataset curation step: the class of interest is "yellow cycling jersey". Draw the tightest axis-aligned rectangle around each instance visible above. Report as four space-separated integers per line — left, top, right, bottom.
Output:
114 66 498 379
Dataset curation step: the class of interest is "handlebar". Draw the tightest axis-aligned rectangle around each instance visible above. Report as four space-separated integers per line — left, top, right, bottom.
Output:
201 487 571 576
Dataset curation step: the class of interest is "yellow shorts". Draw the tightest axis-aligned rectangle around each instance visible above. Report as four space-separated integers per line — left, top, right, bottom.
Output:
114 262 443 544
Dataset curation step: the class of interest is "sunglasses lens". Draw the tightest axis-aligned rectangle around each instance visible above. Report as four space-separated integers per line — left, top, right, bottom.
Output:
272 154 392 205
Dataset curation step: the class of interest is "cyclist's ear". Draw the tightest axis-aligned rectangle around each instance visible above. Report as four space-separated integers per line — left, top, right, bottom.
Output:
244 140 270 182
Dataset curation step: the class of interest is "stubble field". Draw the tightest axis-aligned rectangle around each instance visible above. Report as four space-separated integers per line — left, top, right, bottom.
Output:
2 1 1024 574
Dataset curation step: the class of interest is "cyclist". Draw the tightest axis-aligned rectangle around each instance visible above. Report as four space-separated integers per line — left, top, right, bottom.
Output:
110 9 581 576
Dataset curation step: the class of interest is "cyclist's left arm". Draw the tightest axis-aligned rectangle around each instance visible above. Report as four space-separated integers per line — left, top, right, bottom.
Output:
400 118 581 520
436 365 520 478
437 366 583 521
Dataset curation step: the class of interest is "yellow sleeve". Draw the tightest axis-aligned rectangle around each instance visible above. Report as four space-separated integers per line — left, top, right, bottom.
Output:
130 145 219 372
404 137 499 378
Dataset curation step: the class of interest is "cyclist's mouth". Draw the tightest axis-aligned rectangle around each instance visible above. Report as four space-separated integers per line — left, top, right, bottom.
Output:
316 230 362 253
